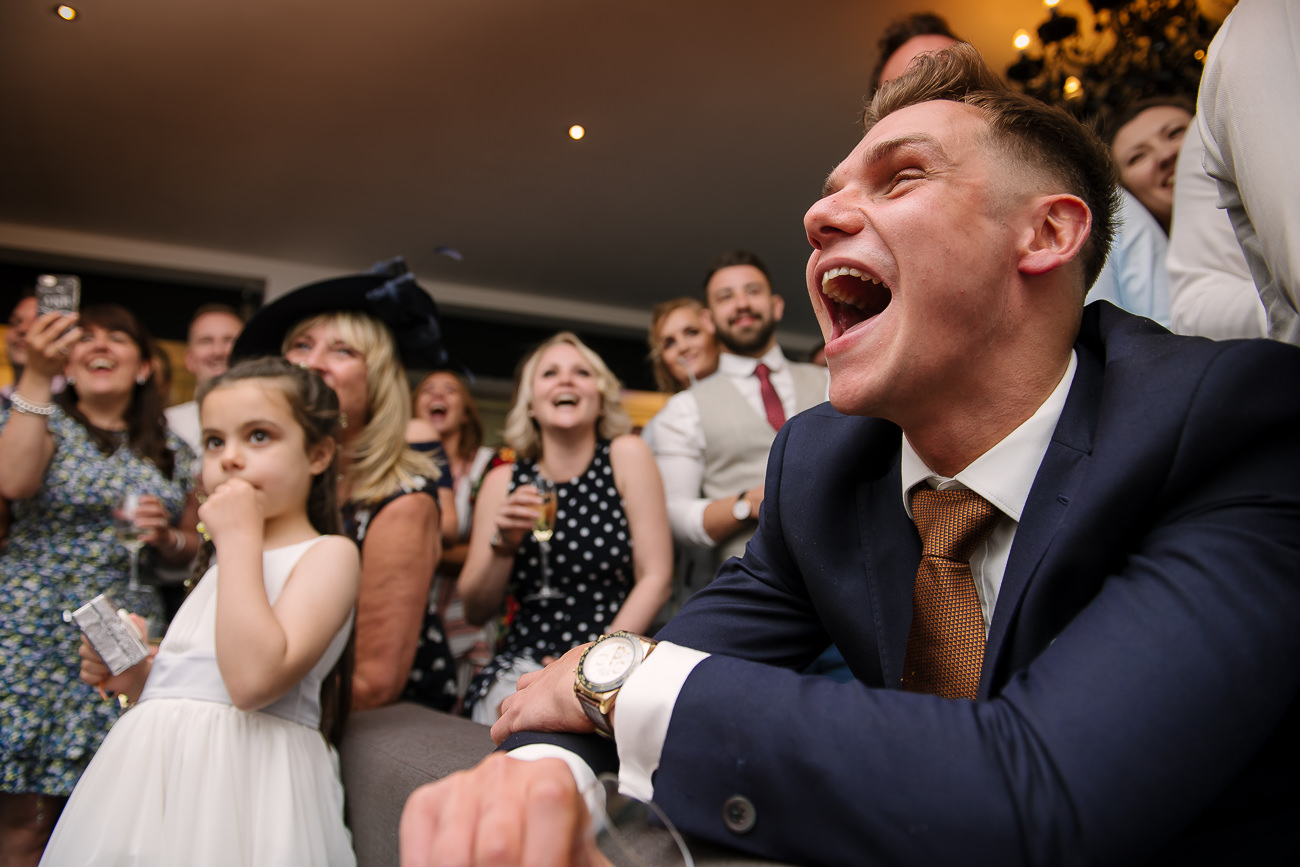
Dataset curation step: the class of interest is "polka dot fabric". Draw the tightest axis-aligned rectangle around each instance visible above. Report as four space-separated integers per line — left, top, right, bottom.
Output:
464 441 632 716
900 487 1001 701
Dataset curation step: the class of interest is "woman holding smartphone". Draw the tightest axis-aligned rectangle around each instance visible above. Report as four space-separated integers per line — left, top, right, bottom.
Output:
0 304 198 865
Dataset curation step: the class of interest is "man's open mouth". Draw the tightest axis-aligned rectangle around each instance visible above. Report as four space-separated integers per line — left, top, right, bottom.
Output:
820 267 891 337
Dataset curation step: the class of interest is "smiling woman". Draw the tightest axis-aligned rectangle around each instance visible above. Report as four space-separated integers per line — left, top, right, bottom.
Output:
0 303 199 862
459 332 672 724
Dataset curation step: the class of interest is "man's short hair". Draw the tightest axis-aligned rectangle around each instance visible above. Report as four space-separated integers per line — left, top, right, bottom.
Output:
700 250 771 294
187 302 244 338
867 43 1119 292
870 12 961 92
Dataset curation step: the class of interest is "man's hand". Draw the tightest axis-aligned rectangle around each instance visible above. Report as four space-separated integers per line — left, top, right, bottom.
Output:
491 643 595 745
400 753 613 867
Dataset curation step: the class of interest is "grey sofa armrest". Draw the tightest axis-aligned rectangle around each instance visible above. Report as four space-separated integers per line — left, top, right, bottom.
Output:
339 702 788 867
341 703 495 867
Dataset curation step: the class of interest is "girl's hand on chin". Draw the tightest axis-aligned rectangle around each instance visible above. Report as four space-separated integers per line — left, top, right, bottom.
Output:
198 478 264 543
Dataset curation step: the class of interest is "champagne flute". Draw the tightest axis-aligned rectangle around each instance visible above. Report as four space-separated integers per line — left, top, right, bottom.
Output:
525 477 563 601
113 491 147 592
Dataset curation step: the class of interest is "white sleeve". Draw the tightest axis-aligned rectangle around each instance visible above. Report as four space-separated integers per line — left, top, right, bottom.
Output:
648 393 715 548
1197 1 1300 344
613 642 710 802
1167 120 1268 340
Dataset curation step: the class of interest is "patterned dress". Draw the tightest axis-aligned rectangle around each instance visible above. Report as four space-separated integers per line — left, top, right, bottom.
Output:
0 407 195 795
464 440 633 716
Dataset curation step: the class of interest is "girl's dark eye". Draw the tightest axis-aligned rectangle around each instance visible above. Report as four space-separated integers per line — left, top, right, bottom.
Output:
250 430 269 444
203 436 223 451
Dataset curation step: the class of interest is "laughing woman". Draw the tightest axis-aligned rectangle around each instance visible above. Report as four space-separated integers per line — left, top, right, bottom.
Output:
0 304 198 866
459 332 672 724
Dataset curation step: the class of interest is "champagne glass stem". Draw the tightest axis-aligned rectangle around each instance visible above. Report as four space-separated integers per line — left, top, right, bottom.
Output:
127 545 141 592
537 539 551 595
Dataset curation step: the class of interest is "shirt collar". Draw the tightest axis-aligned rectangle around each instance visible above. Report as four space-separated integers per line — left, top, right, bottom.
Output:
900 350 1077 521
718 344 788 377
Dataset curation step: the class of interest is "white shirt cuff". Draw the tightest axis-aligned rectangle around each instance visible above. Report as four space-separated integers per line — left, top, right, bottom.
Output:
507 744 607 833
614 642 710 802
679 499 715 548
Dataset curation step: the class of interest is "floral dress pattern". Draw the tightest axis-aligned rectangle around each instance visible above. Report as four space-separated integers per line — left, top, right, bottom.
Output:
464 440 633 716
0 407 195 795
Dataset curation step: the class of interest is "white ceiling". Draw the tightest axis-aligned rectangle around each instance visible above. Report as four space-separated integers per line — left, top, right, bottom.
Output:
1 0 1056 340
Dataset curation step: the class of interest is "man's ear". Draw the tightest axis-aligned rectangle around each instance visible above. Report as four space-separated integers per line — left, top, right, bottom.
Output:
700 309 716 335
308 437 336 476
771 293 786 323
1018 194 1091 276
183 348 200 377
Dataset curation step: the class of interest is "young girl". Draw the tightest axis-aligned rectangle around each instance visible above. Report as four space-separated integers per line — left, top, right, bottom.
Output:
40 357 360 866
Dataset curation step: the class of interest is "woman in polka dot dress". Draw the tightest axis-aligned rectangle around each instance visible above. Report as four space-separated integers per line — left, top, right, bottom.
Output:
460 333 672 723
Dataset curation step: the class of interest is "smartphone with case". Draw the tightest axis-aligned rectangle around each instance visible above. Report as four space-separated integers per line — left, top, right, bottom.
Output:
35 273 81 318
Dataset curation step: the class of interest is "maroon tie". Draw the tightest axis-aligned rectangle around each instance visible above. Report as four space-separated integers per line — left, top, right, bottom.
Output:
901 487 1000 700
754 363 786 431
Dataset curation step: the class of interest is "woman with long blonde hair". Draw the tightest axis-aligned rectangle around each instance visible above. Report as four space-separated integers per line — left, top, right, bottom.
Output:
459 332 672 723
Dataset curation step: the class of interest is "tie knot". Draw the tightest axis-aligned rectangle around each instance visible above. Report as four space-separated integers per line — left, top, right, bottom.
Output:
910 487 1000 562
754 362 772 383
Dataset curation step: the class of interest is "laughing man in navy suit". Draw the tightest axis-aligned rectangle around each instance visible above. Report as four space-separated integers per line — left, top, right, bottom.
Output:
401 45 1300 867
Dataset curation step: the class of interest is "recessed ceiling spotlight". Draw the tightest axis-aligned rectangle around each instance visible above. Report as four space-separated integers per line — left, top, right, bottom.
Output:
568 125 585 141
54 5 78 20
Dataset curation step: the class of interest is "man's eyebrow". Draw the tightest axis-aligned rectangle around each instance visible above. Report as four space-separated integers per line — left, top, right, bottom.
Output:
820 133 948 198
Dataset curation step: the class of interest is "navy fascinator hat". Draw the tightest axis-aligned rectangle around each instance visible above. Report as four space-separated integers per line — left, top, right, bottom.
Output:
231 257 463 373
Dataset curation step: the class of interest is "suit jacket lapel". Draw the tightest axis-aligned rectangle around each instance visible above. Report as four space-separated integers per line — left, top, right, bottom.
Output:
980 339 1102 695
856 448 921 687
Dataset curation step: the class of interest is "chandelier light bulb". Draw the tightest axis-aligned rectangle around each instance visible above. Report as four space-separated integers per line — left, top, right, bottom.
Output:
568 125 585 140
55 5 77 20
1014 30 1031 50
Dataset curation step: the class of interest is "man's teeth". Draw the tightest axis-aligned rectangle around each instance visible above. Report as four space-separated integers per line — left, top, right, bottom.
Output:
821 267 883 308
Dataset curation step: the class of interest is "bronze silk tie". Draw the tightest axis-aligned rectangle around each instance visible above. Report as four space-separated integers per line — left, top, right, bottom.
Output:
901 487 1001 700
754 363 786 431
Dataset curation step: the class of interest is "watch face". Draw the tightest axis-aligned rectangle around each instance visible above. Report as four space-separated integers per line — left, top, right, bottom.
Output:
580 634 643 691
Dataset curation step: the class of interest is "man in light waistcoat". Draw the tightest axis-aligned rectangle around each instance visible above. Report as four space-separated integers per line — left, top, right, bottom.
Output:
651 250 828 580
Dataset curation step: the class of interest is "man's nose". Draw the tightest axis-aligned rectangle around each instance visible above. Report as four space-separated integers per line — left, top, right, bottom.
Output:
805 190 865 249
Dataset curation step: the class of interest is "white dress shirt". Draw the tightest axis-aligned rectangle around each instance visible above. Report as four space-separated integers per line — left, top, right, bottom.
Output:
651 345 824 547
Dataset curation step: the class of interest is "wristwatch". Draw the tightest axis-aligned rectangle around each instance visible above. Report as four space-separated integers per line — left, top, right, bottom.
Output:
731 490 752 522
574 631 657 738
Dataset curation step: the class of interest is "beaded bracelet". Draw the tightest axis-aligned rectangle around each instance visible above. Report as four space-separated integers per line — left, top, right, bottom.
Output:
10 392 56 416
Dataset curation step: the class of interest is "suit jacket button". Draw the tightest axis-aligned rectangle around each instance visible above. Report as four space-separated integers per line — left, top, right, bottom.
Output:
722 795 756 834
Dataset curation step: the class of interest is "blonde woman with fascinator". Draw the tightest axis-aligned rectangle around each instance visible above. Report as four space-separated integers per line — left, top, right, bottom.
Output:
231 259 462 713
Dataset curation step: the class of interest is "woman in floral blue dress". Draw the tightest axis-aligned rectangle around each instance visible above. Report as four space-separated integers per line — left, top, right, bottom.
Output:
0 303 199 865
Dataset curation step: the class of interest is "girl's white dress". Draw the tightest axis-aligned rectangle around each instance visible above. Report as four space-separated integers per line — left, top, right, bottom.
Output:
41 537 356 867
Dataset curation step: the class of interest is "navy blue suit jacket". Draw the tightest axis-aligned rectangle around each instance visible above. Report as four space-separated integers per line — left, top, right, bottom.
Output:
511 304 1300 865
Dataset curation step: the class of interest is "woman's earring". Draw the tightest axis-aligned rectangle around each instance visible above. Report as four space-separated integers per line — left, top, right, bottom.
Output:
66 376 76 386
136 374 148 385
338 411 348 430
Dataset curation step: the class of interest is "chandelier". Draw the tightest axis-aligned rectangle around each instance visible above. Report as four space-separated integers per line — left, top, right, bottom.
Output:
1005 0 1234 129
